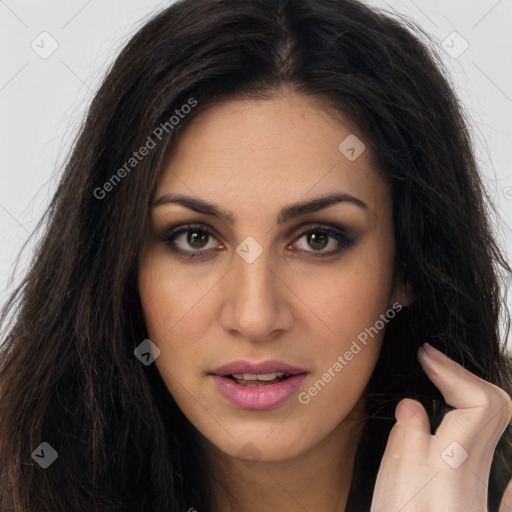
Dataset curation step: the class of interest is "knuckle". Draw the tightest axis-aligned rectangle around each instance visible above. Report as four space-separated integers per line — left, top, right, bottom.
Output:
452 408 485 435
486 384 512 426
498 391 512 424
472 389 493 409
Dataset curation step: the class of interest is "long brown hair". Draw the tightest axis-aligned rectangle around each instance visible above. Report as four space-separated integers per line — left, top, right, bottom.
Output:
1 0 511 510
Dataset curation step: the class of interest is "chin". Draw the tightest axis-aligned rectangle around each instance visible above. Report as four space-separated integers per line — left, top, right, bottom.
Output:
197 419 325 465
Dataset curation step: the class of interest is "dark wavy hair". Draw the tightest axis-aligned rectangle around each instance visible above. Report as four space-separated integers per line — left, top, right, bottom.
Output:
1 0 511 510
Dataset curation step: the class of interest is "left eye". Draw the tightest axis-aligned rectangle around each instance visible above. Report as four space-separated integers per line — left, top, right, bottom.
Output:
290 224 353 256
161 223 352 259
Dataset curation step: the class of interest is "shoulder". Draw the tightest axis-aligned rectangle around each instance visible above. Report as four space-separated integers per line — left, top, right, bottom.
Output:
499 479 512 512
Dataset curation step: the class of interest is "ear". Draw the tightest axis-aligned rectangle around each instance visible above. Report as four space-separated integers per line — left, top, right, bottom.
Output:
390 270 415 308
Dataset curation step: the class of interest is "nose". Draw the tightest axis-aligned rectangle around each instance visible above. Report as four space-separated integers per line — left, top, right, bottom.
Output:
218 246 294 342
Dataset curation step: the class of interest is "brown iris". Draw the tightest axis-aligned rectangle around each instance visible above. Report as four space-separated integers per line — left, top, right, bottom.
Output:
188 229 209 249
307 231 328 251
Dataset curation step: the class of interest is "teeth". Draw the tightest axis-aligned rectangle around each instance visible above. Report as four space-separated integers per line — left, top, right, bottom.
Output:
255 373 281 381
230 372 289 381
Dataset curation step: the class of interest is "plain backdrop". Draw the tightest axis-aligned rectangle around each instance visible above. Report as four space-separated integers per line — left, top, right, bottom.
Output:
1 0 511 351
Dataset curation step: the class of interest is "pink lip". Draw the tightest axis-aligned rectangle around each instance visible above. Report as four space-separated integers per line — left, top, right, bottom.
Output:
211 374 307 410
211 359 307 376
209 359 308 410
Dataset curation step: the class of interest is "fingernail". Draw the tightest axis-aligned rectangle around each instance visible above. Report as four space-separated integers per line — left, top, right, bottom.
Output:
418 342 446 367
397 400 416 420
423 342 435 353
418 342 436 363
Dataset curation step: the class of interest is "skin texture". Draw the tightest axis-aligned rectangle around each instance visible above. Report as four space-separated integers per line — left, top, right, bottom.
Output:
137 91 511 511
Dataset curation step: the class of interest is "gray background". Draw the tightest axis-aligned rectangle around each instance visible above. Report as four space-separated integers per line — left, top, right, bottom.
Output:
1 0 511 350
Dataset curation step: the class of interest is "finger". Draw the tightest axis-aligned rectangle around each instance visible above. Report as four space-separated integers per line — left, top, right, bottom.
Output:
380 398 431 466
395 397 431 432
417 343 512 447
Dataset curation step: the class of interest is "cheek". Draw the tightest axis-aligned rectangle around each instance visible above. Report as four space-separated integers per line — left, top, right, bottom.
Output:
138 247 214 340
298 292 390 434
294 237 394 403
299 346 378 423
288 237 394 340
137 251 218 394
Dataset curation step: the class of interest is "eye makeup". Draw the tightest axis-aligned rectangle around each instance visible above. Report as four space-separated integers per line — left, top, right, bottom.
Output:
158 221 356 261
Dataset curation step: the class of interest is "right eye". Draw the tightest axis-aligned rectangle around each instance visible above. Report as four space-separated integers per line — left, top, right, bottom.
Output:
161 223 224 260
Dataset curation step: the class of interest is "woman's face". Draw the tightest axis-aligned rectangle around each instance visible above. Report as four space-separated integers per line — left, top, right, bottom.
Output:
138 90 411 463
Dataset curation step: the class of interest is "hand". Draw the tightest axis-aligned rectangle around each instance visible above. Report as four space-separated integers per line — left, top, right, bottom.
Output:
370 342 512 512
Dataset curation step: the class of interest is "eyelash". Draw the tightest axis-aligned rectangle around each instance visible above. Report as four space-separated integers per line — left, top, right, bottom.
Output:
160 222 354 260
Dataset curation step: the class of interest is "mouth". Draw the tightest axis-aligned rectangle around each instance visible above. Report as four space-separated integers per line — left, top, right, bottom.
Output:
224 372 293 386
209 360 308 410
210 359 307 378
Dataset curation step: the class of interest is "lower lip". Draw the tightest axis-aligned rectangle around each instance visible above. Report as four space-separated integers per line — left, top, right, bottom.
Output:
211 373 307 410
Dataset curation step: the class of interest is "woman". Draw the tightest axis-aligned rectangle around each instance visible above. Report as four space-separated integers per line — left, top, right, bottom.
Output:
1 0 511 510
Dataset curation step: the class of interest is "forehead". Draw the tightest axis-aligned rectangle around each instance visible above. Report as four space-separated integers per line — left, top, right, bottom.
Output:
157 92 389 218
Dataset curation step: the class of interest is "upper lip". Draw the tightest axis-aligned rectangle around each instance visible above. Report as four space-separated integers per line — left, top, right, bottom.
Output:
210 360 308 376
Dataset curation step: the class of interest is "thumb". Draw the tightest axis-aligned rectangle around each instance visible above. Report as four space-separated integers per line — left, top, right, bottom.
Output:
395 398 431 431
382 399 431 465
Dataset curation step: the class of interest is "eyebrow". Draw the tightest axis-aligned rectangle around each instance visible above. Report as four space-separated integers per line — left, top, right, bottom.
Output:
151 192 368 224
